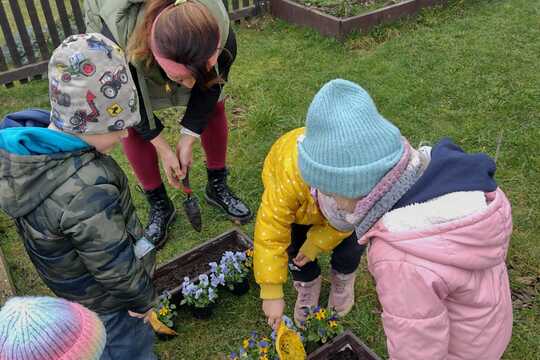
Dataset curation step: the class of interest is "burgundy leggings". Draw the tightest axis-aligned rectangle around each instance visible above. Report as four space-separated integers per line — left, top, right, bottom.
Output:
122 101 229 191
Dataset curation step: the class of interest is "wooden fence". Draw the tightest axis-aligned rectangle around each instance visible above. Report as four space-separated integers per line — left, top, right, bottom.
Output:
0 0 265 86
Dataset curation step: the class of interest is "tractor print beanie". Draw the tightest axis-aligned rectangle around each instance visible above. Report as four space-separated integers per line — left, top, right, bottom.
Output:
48 33 140 135
0 296 106 360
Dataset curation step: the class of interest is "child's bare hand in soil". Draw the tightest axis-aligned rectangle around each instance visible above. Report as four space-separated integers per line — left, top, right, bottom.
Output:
263 299 285 330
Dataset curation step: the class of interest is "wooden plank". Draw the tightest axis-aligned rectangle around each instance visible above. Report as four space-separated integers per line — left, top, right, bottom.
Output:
242 0 250 9
0 246 16 305
229 5 257 21
40 0 61 47
69 0 86 33
270 0 342 37
0 59 48 85
232 0 240 11
0 2 23 67
8 0 36 64
54 0 73 38
24 0 49 60
340 0 422 38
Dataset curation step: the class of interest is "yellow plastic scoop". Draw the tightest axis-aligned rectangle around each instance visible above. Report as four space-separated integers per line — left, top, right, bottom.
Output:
148 311 178 336
276 321 306 359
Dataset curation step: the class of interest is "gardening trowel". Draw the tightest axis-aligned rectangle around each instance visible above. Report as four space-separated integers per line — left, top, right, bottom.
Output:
182 168 202 232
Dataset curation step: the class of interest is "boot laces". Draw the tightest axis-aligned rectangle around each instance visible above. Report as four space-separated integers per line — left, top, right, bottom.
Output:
211 180 241 205
148 200 169 224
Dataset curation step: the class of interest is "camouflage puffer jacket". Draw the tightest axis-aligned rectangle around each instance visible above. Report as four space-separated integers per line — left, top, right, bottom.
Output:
0 141 155 314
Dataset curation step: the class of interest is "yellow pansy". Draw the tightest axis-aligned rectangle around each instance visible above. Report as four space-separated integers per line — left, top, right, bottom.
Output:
329 320 338 328
315 309 327 320
159 307 169 317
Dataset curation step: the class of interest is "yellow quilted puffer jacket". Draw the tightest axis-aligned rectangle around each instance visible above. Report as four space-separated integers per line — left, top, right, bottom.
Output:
254 128 353 299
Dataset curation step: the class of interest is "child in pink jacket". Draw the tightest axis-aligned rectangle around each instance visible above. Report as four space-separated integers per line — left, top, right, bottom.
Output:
296 79 512 359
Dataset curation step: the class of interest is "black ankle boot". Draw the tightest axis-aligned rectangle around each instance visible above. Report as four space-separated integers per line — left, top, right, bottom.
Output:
143 184 176 249
205 168 252 224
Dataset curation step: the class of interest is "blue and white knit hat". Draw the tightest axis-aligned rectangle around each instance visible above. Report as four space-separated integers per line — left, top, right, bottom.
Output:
298 79 404 198
0 296 106 360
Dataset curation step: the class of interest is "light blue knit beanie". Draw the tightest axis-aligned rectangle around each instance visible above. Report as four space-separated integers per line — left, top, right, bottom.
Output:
298 79 404 198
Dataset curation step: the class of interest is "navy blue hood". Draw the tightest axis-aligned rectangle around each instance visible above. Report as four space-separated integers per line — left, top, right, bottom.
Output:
394 138 497 209
0 109 51 129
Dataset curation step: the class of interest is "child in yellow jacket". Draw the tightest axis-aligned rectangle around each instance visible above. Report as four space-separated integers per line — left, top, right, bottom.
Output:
254 80 383 327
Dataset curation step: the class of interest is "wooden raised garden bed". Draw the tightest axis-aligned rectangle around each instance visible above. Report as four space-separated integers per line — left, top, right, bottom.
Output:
153 228 253 304
271 0 447 39
308 331 382 360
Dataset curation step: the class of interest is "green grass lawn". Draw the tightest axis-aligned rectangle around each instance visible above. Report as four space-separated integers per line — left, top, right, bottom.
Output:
1 0 539 358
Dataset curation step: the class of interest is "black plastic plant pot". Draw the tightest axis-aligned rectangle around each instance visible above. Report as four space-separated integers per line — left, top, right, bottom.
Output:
156 332 176 342
229 277 250 296
153 229 253 306
307 331 382 360
190 305 213 320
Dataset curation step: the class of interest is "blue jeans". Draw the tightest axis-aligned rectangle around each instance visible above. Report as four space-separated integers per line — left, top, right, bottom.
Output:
99 311 157 360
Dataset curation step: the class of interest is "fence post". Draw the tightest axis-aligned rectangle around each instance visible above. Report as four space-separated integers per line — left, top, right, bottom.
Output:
8 0 36 66
24 0 50 60
0 2 22 67
54 0 74 38
0 47 13 87
39 0 61 47
69 0 86 33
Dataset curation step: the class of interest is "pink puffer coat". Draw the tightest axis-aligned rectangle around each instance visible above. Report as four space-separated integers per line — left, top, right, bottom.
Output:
363 189 513 360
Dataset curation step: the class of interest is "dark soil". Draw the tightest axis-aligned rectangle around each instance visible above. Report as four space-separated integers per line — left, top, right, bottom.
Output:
294 0 392 18
153 231 250 294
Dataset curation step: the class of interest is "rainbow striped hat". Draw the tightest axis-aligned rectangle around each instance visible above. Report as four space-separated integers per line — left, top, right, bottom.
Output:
0 296 106 360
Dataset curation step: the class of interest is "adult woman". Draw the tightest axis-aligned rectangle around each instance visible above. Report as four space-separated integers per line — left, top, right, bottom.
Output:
84 0 252 248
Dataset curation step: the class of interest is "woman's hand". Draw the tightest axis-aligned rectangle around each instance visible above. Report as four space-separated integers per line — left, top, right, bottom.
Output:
150 135 183 189
263 299 285 330
176 133 198 176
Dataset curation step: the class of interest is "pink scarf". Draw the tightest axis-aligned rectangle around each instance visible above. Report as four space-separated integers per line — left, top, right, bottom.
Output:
313 139 412 232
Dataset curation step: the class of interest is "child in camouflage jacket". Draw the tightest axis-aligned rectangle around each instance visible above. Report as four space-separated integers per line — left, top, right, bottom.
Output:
0 34 158 360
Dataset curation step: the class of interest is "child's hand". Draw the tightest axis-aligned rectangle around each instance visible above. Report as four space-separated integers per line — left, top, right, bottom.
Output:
293 252 311 267
128 308 154 323
263 299 285 330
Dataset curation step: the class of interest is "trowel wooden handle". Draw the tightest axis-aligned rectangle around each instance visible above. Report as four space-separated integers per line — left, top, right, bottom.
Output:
182 168 192 194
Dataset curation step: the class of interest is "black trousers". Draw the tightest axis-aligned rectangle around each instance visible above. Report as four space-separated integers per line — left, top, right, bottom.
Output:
287 224 366 282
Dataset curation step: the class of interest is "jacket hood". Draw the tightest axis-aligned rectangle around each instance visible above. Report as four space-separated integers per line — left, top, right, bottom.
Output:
369 189 512 270
393 138 497 209
0 111 95 218
0 148 97 218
